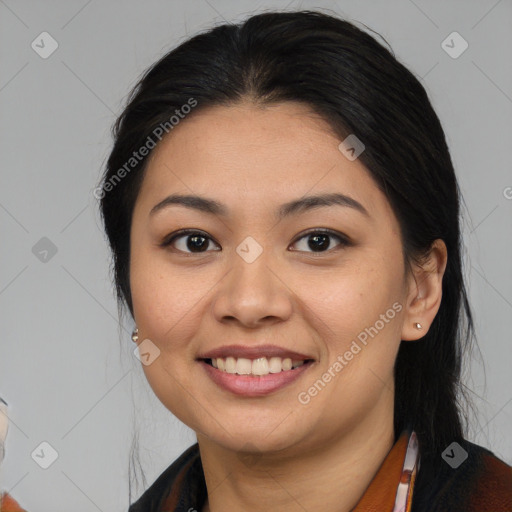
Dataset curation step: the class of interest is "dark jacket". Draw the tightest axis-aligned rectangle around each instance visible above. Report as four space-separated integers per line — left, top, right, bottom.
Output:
128 439 512 511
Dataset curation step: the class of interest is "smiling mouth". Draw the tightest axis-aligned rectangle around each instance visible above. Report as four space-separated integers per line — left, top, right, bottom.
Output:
201 356 315 377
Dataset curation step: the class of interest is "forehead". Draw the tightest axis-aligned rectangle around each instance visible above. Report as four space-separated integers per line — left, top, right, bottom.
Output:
137 101 390 223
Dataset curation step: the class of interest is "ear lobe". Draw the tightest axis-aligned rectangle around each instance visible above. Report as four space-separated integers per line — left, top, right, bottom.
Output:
401 239 448 341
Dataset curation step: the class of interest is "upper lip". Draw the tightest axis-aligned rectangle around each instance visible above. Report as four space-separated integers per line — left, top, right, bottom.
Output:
197 344 315 361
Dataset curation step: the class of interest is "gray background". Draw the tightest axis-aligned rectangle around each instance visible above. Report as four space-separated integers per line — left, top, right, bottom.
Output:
1 0 511 510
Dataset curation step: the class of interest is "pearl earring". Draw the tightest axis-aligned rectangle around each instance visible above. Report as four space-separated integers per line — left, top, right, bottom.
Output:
414 323 422 329
131 327 139 343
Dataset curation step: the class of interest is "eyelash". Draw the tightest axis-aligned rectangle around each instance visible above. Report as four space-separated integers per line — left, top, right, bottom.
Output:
159 228 351 256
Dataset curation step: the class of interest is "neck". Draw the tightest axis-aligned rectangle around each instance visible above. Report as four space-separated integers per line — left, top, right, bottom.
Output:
197 392 395 512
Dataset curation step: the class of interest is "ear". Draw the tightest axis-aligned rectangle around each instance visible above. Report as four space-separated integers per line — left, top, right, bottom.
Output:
401 239 448 341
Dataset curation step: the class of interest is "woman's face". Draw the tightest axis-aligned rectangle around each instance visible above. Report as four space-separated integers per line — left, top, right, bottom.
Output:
130 101 415 455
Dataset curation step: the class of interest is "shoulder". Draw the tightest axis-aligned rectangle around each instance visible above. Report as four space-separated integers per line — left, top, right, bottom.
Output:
466 441 512 511
412 439 512 512
128 443 200 512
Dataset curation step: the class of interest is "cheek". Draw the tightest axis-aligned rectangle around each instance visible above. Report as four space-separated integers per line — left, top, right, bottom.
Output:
130 246 228 370
130 245 194 336
305 257 404 375
129 249 209 426
305 262 393 335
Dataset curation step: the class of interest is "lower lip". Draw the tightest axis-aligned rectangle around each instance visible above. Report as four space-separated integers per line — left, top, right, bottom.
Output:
199 360 313 397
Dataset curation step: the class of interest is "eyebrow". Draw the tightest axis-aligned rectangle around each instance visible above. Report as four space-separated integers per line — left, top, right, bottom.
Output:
149 192 370 220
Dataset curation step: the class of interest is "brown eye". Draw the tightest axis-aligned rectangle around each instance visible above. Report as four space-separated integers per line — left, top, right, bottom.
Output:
161 230 220 253
290 230 350 253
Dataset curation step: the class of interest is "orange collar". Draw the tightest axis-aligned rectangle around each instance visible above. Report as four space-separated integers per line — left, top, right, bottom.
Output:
352 431 419 512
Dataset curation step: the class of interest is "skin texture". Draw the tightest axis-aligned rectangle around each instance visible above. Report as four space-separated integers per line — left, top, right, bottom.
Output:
129 101 447 512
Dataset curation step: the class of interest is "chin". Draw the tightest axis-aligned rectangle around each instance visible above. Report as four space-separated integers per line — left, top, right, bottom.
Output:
197 422 306 456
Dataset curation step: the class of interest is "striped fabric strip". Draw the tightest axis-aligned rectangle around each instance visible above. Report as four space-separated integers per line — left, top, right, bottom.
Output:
392 431 420 512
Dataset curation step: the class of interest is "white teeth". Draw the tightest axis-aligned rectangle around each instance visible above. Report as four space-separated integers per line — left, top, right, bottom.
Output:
269 357 283 373
225 357 236 373
235 358 252 375
252 357 269 376
209 356 308 376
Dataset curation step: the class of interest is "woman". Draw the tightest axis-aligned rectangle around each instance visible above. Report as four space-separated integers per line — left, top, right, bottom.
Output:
95 10 511 512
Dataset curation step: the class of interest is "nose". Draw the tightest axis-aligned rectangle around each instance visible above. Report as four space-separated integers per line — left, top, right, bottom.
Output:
210 246 293 328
